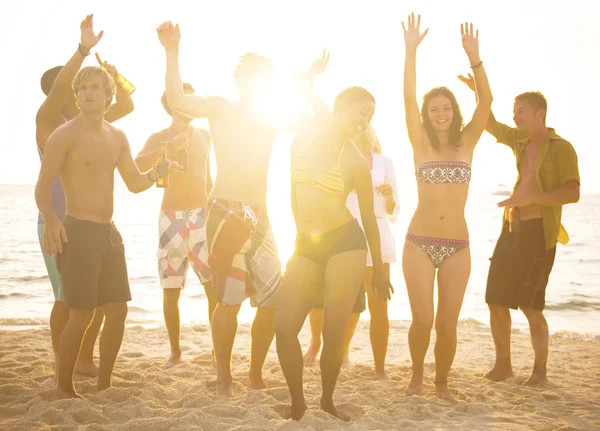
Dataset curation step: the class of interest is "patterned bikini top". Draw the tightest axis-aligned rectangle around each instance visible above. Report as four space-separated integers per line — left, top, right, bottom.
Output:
291 140 347 196
416 160 472 184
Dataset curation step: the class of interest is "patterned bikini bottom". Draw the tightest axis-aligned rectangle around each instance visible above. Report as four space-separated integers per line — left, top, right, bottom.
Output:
405 234 470 268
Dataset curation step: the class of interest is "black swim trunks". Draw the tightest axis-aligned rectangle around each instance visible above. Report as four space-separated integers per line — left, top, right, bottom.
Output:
486 218 556 311
57 216 131 309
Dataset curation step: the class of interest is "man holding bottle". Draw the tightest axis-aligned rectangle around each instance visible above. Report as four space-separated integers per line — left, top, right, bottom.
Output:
135 83 216 369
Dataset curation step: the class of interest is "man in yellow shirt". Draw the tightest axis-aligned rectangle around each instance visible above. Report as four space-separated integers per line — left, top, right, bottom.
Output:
458 80 580 386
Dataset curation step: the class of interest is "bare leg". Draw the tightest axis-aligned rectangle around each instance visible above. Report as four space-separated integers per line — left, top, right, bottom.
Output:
303 309 323 366
211 302 241 397
365 265 390 380
75 308 103 377
276 255 323 421
403 241 435 396
163 288 183 368
484 305 514 381
50 301 68 376
342 313 360 365
248 306 276 389
97 302 128 392
522 307 548 386
56 308 94 399
435 249 470 401
202 281 217 367
320 250 366 422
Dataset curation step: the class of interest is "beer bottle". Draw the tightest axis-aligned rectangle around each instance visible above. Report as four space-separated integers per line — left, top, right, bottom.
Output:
114 73 136 95
508 207 520 233
156 142 169 188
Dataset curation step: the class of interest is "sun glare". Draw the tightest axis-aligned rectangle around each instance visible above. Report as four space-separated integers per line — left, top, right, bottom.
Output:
253 71 311 128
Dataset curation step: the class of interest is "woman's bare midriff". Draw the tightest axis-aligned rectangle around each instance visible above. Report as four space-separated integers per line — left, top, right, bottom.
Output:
407 185 470 240
295 187 354 235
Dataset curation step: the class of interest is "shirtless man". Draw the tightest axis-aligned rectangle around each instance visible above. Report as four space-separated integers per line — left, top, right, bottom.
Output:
157 21 329 396
135 83 216 368
35 65 178 398
36 14 134 378
459 77 580 386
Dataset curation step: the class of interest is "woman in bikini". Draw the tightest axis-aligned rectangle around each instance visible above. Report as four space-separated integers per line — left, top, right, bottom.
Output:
402 13 492 400
275 86 393 421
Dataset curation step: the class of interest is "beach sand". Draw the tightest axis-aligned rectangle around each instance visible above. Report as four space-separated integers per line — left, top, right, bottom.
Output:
1 321 599 430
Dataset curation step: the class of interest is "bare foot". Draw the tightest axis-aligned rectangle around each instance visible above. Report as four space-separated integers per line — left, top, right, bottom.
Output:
163 353 184 369
74 361 99 378
484 365 514 381
288 403 308 421
97 381 113 392
523 373 548 387
320 399 350 422
247 373 269 390
435 382 456 403
303 343 321 367
374 368 389 381
55 387 83 400
216 379 234 397
405 373 423 396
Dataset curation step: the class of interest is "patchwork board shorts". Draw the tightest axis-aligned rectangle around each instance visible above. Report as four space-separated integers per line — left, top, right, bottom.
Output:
158 207 212 289
206 199 282 308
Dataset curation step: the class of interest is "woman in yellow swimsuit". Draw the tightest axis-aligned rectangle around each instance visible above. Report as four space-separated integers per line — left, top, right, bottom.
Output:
402 13 493 400
275 87 393 421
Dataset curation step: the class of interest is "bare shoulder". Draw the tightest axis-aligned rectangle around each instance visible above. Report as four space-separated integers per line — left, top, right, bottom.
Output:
192 127 211 142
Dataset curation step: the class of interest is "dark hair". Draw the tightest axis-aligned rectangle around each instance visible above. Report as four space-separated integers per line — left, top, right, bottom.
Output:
161 83 195 116
41 66 63 96
421 87 464 151
333 86 376 114
515 91 547 123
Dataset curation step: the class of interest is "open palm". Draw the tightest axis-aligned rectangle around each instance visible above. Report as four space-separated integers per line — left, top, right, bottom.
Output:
80 14 104 50
309 49 330 76
461 22 480 58
402 13 428 48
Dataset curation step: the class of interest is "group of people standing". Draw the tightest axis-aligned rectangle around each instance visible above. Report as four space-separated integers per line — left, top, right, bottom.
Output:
34 13 580 422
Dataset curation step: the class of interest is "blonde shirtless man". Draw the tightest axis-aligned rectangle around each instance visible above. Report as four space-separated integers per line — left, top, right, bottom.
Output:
36 66 179 398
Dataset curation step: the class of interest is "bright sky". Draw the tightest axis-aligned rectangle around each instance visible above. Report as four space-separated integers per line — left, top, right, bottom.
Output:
2 0 599 196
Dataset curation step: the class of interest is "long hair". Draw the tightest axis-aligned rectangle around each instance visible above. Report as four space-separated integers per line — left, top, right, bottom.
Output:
364 124 382 154
421 87 464 151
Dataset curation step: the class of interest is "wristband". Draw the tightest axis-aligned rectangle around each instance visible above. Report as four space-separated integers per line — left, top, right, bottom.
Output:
78 43 91 57
470 60 483 69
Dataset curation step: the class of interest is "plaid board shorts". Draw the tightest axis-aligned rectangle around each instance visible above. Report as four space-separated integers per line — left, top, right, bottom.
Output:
206 198 282 308
158 207 211 289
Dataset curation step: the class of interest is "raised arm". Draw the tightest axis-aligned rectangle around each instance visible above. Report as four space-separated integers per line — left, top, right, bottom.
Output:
35 128 71 255
157 21 221 119
456 23 493 147
96 54 135 123
352 155 394 300
402 13 429 148
36 15 103 152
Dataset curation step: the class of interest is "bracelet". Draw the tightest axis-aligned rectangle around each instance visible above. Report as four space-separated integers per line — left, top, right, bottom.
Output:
78 43 91 57
147 169 157 182
470 60 483 69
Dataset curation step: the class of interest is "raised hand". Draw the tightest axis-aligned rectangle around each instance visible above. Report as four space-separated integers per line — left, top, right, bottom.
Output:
457 73 476 92
157 21 181 50
402 13 429 49
461 22 480 61
80 14 104 50
95 53 117 77
308 49 330 77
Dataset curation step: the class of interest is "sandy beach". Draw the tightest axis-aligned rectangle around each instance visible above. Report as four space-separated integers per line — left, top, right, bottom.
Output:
1 322 599 431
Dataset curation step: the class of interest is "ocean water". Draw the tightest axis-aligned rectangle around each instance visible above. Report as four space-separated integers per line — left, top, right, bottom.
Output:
1 183 599 338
